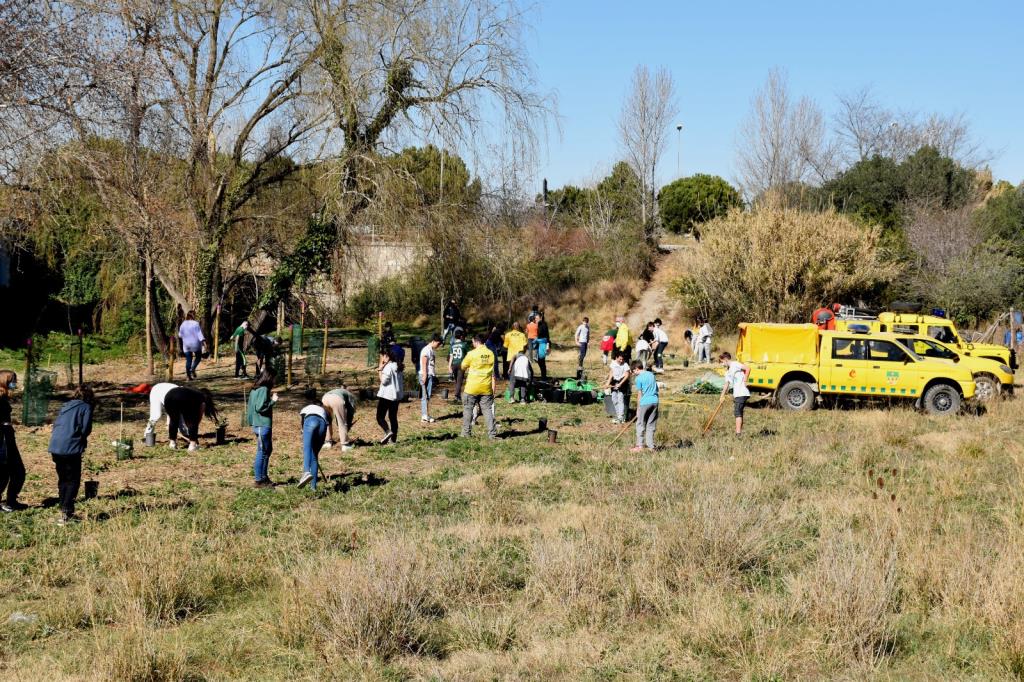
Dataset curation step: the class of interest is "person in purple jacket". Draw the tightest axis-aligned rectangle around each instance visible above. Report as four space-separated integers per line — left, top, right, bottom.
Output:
178 310 206 380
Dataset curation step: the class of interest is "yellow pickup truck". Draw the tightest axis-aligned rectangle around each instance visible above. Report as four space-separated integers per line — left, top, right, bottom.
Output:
892 334 1013 402
835 311 1016 370
737 323 977 415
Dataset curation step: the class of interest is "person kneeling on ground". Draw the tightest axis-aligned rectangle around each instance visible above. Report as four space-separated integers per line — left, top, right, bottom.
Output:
164 385 220 452
719 352 751 435
48 386 96 525
297 402 329 490
246 369 278 487
321 386 355 450
631 361 659 452
461 333 497 438
509 351 533 403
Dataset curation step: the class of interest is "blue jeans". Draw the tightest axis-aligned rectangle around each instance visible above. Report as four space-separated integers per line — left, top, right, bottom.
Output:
302 416 327 490
184 350 202 377
252 426 272 481
420 375 435 418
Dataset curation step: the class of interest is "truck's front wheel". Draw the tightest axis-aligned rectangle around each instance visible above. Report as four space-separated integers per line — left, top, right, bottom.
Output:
973 374 999 403
923 383 962 415
778 381 815 411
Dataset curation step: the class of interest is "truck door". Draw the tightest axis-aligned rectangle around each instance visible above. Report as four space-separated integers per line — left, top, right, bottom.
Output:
824 336 872 395
864 339 923 398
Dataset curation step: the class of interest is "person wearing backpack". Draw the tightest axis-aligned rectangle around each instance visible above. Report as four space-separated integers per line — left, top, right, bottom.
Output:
536 312 551 380
48 386 96 525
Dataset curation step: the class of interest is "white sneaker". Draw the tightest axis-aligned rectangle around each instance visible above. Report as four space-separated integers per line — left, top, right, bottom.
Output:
421 416 435 423
297 472 314 488
168 441 177 450
188 443 199 452
341 444 354 452
379 432 393 444
325 440 334 449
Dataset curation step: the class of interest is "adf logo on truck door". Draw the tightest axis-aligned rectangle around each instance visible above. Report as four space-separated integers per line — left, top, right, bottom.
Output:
886 371 900 386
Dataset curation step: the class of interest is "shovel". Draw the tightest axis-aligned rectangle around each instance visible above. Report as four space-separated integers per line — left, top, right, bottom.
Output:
701 395 727 436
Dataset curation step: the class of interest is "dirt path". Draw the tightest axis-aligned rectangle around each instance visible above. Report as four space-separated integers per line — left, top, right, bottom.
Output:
624 246 690 335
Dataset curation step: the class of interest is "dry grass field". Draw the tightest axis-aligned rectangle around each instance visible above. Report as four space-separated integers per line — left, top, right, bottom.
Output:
2 340 1024 680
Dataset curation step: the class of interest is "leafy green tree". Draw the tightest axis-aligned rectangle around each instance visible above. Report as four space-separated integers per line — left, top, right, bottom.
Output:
387 145 481 210
820 155 905 232
658 174 741 235
899 146 974 209
595 162 643 227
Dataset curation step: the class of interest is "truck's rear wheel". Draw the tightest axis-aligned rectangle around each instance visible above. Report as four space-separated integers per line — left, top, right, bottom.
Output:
777 381 815 411
923 383 962 415
974 375 999 403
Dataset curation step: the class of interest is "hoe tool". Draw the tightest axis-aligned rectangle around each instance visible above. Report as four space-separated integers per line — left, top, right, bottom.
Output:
701 396 726 437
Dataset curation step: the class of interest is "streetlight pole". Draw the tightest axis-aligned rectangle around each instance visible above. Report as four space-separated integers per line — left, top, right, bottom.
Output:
675 123 683 178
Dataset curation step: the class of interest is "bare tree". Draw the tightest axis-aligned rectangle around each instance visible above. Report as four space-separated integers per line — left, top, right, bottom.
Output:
835 87 989 167
735 69 836 201
617 65 679 240
259 0 552 311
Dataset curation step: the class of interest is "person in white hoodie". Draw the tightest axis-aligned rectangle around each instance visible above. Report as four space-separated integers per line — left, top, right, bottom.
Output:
652 318 670 373
509 351 533 403
143 382 180 442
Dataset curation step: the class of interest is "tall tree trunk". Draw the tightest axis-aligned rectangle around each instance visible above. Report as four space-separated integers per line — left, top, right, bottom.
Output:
145 251 154 375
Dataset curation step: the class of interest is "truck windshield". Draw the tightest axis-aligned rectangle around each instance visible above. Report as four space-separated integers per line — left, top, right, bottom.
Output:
898 337 956 360
928 325 959 345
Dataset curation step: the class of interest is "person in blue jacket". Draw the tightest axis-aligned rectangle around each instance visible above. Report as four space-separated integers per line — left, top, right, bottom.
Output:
48 385 96 525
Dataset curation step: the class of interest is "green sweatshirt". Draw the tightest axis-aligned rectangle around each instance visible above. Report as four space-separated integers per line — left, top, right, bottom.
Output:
247 386 274 428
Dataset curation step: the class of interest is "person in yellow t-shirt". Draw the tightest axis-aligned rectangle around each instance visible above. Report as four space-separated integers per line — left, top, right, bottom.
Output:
503 322 527 363
460 333 497 438
614 319 633 363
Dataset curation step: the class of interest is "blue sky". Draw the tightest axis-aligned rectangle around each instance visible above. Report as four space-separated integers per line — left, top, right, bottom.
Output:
529 0 1024 192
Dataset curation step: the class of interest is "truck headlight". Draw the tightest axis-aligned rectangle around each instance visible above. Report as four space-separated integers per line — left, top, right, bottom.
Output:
1000 364 1012 374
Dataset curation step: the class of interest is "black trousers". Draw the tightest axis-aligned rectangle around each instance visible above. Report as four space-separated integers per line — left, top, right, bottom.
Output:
0 425 25 504
52 454 82 515
538 357 547 379
376 398 399 441
164 390 203 441
234 350 247 377
453 366 466 399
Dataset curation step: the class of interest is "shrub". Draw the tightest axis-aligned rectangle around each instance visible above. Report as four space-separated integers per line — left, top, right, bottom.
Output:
659 174 742 235
673 207 900 327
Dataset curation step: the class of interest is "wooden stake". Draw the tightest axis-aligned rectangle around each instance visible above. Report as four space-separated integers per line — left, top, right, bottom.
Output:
213 304 221 366
321 318 329 374
287 326 293 389
77 328 83 388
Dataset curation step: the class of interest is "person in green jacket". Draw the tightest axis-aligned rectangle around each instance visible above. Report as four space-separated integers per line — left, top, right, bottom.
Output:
230 321 250 378
246 368 278 487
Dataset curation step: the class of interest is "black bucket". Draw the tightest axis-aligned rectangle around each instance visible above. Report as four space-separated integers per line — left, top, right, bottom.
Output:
216 424 227 445
538 418 548 432
84 480 99 500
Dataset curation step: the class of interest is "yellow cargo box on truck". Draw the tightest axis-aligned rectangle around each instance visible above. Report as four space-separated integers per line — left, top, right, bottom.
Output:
736 323 976 415
835 311 1016 370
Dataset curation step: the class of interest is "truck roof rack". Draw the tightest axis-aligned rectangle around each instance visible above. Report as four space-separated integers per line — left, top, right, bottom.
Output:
835 305 877 321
